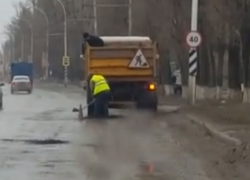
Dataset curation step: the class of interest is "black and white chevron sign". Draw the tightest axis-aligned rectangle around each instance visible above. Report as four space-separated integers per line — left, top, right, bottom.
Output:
188 48 197 76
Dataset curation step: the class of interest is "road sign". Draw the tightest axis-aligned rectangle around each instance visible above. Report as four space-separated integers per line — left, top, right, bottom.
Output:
186 31 202 47
128 49 149 68
62 56 70 66
189 48 197 76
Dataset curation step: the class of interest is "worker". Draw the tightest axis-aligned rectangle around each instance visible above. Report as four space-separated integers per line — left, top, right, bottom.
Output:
172 69 182 95
89 73 110 118
83 32 104 47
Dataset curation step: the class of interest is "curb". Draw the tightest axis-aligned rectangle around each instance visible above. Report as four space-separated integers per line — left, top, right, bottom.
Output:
186 114 242 146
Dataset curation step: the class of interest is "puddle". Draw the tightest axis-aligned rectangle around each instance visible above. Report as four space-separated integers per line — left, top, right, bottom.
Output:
46 160 74 163
82 115 124 120
1 138 69 145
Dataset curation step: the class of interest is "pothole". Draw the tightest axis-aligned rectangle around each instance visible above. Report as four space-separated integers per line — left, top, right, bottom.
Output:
82 115 124 120
1 138 69 145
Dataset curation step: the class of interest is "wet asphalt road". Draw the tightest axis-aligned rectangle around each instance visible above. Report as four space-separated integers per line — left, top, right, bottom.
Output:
0 83 87 179
0 82 216 180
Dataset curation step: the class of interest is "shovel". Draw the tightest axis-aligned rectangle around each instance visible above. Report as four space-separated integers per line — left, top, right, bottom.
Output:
72 99 95 120
72 99 95 112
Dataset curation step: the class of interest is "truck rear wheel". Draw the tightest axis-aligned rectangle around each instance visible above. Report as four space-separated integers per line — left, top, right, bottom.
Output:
136 91 158 112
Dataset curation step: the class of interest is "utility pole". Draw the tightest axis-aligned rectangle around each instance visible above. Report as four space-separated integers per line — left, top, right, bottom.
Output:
54 0 68 87
21 34 24 60
128 0 132 35
188 0 199 104
93 0 98 34
10 34 15 61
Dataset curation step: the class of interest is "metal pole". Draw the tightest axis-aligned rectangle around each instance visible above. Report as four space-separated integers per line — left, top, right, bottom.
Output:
21 34 24 60
13 35 15 61
128 0 132 35
11 34 15 62
188 0 198 104
93 0 98 34
46 25 49 79
55 0 68 87
31 24 33 63
64 14 68 87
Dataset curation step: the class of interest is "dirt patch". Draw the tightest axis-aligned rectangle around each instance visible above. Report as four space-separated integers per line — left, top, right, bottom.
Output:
178 100 250 143
193 103 250 125
158 112 250 180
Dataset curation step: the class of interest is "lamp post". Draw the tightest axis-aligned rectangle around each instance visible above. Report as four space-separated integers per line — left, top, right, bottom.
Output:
54 0 68 87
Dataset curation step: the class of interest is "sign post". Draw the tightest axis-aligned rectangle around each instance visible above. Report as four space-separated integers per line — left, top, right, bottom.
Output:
187 0 201 105
62 56 70 87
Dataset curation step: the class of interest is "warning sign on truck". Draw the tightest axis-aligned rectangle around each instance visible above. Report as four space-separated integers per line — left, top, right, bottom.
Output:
128 49 149 68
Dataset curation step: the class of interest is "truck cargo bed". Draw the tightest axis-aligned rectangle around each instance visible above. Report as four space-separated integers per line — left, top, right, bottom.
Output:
85 46 157 78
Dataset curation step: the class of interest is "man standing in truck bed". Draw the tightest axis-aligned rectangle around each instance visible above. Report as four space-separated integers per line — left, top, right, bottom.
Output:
89 73 110 118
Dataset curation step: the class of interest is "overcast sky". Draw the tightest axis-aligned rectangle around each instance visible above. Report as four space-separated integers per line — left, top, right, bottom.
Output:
0 0 24 46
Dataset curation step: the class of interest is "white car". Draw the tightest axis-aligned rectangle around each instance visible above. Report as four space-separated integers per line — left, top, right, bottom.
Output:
11 75 32 94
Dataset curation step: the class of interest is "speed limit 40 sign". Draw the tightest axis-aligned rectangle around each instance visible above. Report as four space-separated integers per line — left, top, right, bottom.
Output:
186 31 202 48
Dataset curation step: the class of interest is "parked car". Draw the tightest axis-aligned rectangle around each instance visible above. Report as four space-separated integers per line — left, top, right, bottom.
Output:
11 75 32 94
0 82 4 109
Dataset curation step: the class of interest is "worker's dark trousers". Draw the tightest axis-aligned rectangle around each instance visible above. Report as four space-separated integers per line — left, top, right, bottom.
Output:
94 91 110 118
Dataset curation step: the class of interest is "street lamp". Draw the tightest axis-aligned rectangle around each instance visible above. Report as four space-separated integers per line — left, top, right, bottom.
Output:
14 18 33 62
54 0 68 87
6 33 15 61
27 5 49 79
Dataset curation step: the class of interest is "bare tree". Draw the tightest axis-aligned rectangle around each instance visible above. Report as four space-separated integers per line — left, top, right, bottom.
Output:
3 0 250 101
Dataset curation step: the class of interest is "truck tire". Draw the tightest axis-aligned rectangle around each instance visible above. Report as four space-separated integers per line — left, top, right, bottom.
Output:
136 91 158 112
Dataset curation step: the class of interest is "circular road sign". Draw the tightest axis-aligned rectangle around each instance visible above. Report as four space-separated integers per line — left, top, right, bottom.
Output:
186 31 202 47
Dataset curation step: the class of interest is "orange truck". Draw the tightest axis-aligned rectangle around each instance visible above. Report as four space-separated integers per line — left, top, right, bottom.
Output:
83 36 159 116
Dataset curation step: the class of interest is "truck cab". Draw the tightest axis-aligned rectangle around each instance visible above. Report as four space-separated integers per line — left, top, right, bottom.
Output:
83 36 159 116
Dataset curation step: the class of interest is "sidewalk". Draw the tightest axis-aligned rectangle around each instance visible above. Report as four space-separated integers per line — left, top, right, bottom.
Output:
157 94 250 144
35 80 84 95
183 101 250 144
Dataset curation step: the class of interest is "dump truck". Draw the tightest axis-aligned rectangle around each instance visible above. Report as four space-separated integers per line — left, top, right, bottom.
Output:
83 36 159 116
